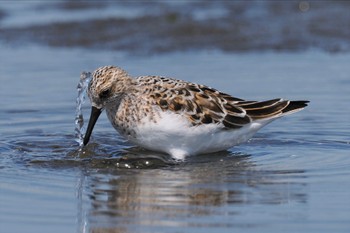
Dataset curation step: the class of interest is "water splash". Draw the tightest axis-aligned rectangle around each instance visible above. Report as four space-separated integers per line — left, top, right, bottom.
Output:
75 71 91 146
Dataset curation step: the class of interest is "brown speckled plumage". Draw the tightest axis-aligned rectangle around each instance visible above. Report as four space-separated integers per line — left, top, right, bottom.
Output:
84 65 309 159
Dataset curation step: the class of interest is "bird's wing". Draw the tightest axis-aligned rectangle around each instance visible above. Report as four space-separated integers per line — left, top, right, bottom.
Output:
137 76 308 129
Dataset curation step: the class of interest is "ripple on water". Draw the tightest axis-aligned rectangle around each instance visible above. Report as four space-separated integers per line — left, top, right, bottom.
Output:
81 149 311 232
0 168 78 232
3 127 349 175
240 134 350 184
2 130 180 171
2 124 349 232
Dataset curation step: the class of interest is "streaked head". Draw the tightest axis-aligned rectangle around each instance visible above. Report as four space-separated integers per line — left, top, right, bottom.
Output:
83 66 133 145
87 66 133 109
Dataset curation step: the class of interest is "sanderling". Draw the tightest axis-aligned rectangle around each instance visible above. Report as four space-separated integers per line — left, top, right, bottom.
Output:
83 66 308 160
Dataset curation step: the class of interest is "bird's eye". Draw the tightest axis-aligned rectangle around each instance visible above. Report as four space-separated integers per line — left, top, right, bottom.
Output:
99 89 110 99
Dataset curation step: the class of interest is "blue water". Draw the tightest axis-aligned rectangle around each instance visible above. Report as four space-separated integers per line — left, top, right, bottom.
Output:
1 2 350 233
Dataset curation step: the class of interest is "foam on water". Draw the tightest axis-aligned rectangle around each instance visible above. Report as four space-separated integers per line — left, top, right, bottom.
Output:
75 71 91 147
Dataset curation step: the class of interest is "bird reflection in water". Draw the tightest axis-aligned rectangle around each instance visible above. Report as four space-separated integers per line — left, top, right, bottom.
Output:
74 149 307 232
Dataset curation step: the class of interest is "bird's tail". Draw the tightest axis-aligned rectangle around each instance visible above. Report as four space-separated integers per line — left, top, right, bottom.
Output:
236 99 309 120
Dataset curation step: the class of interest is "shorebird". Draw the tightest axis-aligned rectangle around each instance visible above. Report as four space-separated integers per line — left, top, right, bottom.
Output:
83 66 308 160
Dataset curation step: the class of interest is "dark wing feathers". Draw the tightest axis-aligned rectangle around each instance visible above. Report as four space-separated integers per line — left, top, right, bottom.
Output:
243 99 290 119
282 100 309 113
184 85 308 128
223 103 245 115
140 76 308 129
236 98 281 109
223 114 251 128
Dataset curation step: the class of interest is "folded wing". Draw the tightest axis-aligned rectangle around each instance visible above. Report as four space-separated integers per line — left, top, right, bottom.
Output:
138 76 309 129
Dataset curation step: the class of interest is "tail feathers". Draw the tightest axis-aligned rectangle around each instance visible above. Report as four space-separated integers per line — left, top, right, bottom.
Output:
237 99 309 120
282 100 309 114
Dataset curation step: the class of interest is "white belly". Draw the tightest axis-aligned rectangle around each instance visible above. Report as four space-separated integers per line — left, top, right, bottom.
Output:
127 111 269 160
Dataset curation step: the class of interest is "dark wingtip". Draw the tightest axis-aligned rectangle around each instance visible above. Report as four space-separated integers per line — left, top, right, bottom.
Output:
283 100 309 113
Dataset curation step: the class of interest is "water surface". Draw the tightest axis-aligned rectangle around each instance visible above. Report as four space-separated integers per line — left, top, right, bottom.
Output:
0 2 350 233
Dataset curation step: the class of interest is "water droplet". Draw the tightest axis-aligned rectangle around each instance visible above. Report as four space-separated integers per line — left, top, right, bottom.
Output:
75 71 92 146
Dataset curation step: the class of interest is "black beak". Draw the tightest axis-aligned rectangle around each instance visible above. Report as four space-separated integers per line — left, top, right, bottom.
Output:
83 106 102 146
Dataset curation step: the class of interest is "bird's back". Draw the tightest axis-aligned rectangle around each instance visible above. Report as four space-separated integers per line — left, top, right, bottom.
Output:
134 75 308 130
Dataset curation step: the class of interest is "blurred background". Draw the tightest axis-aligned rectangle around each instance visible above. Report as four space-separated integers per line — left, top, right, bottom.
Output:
1 1 350 54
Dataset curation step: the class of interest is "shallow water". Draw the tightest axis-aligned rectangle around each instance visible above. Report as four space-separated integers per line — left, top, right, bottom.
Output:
1 2 350 233
1 45 349 233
